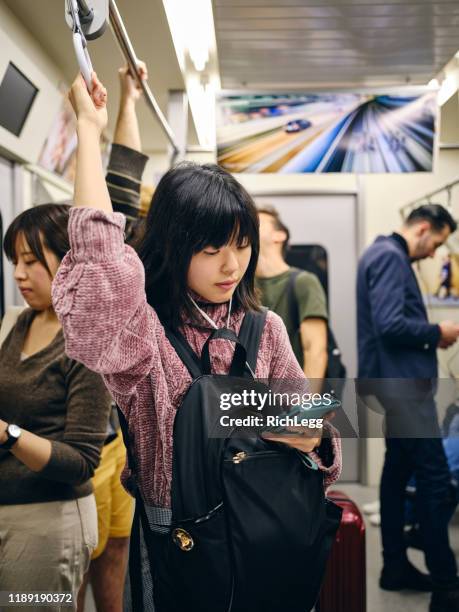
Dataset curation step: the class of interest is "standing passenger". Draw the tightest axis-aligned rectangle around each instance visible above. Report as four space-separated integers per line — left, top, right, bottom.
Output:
0 204 112 611
52 73 342 611
256 206 328 393
357 204 459 612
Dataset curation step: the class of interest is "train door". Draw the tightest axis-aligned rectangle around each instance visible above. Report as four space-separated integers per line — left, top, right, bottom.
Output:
255 192 359 481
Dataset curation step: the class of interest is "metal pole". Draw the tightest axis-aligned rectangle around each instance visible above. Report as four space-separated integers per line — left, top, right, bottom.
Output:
400 178 459 218
108 0 179 156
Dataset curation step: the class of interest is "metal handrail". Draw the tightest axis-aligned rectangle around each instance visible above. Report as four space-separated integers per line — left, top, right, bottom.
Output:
400 178 459 219
108 0 179 156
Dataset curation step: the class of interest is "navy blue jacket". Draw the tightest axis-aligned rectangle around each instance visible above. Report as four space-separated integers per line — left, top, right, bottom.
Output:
357 234 440 379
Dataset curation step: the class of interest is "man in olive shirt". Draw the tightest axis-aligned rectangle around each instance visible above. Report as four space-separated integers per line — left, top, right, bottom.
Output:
256 207 328 392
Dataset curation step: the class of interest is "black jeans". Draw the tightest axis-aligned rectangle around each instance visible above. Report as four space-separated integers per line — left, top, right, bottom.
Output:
380 435 457 584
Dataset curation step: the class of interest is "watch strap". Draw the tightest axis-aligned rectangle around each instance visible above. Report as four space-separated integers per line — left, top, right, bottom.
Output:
0 425 20 450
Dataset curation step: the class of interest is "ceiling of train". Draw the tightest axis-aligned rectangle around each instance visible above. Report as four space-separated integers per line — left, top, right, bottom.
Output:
3 0 459 152
213 0 459 89
3 0 199 152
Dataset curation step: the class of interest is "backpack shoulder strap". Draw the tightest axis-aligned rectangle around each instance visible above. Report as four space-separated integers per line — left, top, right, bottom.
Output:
238 308 268 374
116 406 138 488
163 327 203 379
286 269 302 331
162 310 268 378
155 310 203 379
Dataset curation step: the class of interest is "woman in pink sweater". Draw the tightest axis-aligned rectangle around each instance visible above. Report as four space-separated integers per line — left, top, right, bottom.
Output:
53 74 341 508
52 75 342 609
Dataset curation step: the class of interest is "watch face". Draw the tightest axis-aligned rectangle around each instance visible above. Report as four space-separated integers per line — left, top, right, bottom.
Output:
8 424 21 439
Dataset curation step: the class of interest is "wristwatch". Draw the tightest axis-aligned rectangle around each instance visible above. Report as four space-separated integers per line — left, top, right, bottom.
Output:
0 424 22 450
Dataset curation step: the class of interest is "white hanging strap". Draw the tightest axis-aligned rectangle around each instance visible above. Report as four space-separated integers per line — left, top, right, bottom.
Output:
67 0 94 91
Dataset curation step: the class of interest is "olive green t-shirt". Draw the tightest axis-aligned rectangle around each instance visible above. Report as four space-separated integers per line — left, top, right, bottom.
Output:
256 267 328 367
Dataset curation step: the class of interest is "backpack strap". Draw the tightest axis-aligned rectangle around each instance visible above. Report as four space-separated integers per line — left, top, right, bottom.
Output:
238 308 268 375
201 328 247 377
163 327 203 379
286 269 302 332
117 406 139 489
163 309 268 379
128 497 146 612
118 410 159 611
286 270 346 384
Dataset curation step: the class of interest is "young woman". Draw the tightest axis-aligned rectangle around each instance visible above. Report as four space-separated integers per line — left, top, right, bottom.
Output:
52 74 342 609
0 203 112 610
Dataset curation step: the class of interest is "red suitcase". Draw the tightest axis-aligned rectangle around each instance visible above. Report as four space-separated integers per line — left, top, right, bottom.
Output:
316 490 366 612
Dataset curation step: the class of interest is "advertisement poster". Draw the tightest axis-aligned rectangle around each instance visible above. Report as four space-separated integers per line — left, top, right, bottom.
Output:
217 91 438 174
38 87 109 183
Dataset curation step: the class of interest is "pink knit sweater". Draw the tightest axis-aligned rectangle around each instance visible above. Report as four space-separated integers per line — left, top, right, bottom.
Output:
52 208 342 507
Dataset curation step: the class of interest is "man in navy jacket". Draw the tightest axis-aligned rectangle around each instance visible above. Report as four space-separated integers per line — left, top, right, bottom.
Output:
358 204 459 612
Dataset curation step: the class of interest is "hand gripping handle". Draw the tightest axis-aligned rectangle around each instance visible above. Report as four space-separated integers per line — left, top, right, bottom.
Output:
73 31 93 92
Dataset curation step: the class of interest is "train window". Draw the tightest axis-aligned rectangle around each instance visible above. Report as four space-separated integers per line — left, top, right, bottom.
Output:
286 244 329 301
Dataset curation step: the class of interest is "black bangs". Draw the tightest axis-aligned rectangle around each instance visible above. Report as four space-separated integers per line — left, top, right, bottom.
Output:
190 176 259 253
138 162 261 329
4 211 44 265
4 204 70 274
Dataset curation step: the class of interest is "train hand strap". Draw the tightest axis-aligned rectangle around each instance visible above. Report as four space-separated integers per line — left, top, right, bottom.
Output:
66 0 94 91
65 0 108 91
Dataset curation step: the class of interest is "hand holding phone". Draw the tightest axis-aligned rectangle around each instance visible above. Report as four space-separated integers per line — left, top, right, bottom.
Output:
261 424 324 453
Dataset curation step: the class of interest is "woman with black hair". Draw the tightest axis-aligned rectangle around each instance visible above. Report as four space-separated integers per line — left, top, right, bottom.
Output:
0 203 112 610
52 74 342 611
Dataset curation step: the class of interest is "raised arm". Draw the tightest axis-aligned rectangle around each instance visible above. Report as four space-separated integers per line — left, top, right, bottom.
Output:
113 63 147 151
69 72 112 214
52 74 160 390
106 64 149 223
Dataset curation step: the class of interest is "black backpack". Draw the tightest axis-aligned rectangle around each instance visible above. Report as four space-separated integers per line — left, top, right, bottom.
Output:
287 270 347 399
120 310 342 612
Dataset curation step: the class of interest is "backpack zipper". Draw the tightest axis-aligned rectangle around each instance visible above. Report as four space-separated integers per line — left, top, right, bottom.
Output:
228 449 319 471
228 450 281 464
232 451 247 464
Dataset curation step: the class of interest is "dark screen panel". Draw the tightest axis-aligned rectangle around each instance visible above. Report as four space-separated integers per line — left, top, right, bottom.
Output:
0 63 38 137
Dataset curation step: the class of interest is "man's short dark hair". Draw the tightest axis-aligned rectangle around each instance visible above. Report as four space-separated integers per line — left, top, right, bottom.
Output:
405 204 457 234
257 205 290 258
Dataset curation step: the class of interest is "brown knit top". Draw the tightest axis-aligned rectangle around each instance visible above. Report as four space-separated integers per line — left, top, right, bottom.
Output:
0 308 111 505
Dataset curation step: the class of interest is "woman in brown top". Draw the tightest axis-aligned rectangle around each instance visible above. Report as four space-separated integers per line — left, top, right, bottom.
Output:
0 203 112 611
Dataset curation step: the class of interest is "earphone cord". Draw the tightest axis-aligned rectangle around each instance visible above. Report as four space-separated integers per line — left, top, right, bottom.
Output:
188 295 255 378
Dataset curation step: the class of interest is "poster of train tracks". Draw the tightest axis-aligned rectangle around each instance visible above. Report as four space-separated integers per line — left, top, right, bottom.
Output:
216 91 438 174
